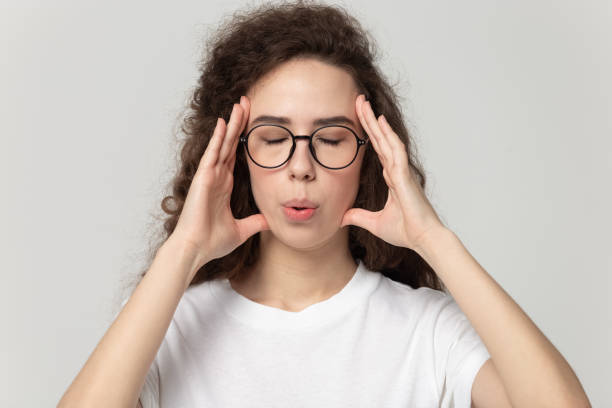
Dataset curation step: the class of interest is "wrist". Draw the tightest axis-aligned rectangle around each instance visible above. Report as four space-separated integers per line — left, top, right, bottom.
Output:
159 235 206 287
413 226 455 258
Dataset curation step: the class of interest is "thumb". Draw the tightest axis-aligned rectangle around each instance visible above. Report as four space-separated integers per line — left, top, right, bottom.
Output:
341 208 378 232
236 213 269 243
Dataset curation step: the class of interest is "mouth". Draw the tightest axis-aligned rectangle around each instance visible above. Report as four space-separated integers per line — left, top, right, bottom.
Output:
282 206 317 221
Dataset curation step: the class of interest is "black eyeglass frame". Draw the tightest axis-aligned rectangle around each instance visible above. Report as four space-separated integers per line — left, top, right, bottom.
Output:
239 123 369 170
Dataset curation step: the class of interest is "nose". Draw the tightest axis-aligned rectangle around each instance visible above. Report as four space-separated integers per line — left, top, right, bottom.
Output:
287 137 316 181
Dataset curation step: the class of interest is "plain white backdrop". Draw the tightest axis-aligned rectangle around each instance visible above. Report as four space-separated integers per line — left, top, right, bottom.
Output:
1 0 609 406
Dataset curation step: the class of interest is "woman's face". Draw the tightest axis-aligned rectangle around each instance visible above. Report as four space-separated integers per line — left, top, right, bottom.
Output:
244 57 367 250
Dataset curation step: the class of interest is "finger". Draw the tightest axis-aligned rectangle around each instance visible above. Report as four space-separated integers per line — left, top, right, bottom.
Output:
239 95 250 135
341 207 378 232
355 95 385 163
226 97 249 174
236 213 269 243
355 95 376 149
378 114 408 169
218 103 241 163
200 117 226 168
362 100 393 162
229 95 250 164
377 114 405 153
219 103 243 163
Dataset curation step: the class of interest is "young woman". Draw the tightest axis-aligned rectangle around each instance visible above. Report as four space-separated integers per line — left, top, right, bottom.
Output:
59 2 591 407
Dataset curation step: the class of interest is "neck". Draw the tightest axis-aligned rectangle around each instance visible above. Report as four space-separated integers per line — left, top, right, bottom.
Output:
229 227 357 312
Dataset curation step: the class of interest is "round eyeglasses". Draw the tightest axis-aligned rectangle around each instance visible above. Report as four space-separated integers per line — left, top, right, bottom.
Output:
239 124 369 170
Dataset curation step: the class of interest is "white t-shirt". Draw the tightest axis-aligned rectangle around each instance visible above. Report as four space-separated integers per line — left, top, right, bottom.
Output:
123 258 490 407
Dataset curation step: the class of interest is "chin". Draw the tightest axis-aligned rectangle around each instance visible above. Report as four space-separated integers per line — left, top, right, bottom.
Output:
269 224 342 250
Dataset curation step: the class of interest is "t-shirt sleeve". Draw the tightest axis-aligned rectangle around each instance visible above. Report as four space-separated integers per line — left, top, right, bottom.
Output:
433 294 491 408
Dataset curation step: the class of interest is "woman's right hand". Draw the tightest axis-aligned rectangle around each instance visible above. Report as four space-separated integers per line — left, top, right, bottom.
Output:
167 95 269 273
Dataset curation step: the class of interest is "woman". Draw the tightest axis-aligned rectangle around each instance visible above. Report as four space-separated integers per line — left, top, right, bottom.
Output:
58 1 591 407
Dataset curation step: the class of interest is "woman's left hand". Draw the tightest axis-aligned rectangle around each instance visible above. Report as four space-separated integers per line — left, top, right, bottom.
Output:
341 94 446 252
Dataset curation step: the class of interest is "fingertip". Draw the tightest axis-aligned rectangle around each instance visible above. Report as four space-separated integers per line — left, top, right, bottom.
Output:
239 97 250 127
241 95 250 107
213 117 224 135
243 95 252 107
357 100 364 117
380 115 392 131
260 215 270 231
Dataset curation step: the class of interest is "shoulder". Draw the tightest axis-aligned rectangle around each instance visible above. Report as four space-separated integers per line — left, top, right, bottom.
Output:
174 279 221 322
365 274 459 326
376 275 451 310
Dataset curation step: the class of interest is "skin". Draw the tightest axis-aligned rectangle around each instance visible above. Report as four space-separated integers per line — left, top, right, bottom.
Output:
228 57 367 312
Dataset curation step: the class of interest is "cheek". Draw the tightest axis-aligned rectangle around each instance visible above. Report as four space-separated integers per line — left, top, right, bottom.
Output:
345 156 364 196
332 170 362 212
247 165 271 211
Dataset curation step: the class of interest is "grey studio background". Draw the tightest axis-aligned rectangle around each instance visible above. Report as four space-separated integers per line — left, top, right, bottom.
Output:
1 0 610 406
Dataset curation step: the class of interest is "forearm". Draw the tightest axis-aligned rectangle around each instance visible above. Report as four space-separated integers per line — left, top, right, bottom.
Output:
58 237 201 408
414 227 590 408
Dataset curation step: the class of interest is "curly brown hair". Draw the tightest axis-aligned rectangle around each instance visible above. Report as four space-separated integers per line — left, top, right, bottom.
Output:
132 0 446 293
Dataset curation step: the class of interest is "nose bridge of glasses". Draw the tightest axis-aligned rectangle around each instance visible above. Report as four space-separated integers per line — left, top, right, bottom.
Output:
293 135 312 142
290 135 315 160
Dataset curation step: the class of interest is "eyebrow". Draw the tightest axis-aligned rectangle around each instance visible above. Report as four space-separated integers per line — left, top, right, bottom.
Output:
250 114 357 128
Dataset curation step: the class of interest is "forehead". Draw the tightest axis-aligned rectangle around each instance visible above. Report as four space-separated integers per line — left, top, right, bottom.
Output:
246 58 359 121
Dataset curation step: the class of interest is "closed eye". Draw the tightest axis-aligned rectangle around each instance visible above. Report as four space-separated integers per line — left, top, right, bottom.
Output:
264 138 289 145
318 139 340 145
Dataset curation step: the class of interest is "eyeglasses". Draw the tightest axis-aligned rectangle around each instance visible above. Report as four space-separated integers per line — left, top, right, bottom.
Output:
239 124 369 170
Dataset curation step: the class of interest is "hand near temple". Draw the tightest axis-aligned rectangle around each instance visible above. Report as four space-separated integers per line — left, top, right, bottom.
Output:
341 94 446 252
